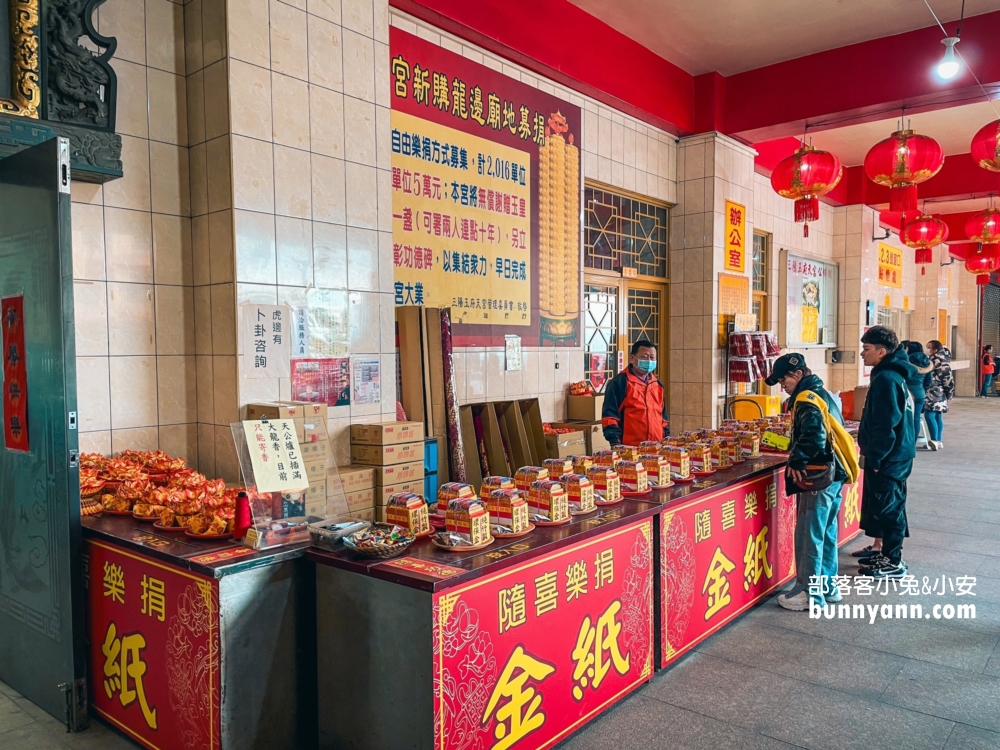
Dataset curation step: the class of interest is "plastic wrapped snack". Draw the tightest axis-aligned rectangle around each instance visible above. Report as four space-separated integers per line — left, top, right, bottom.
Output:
386 492 431 536
436 482 476 514
514 466 549 492
560 473 595 513
527 480 568 522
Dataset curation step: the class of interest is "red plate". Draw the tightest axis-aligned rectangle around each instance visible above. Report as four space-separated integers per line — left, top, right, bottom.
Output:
153 522 186 533
414 527 435 539
671 475 695 484
493 523 536 539
570 505 599 516
185 530 233 540
621 489 652 498
431 536 494 552
103 509 135 516
132 512 156 522
533 516 571 526
691 469 716 477
594 497 622 506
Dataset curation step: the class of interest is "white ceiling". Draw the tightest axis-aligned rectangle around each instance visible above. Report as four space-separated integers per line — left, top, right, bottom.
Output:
805 99 1000 166
567 0 999 75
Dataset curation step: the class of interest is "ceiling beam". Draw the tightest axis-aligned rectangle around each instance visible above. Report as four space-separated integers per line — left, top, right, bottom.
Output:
726 11 1000 143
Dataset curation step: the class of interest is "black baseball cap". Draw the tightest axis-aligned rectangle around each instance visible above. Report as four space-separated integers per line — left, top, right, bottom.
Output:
764 353 807 386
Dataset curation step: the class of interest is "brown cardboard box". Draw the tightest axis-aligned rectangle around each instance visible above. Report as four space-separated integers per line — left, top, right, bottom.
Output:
374 481 424 505
305 461 326 483
545 430 587 459
353 507 375 523
246 401 326 420
350 421 424 445
345 488 374 512
551 421 609 454
334 465 375 492
372 460 423 486
567 395 605 422
350 441 424 466
301 439 330 463
305 481 327 516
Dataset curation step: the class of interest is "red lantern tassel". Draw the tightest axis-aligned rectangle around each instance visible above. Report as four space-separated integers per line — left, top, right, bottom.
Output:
977 274 990 285
795 196 819 223
914 248 933 264
889 185 918 212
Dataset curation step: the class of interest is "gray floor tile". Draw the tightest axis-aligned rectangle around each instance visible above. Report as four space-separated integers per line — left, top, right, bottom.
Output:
971 511 1000 526
888 543 987 576
0 722 71 750
643 652 802 731
0 695 35 734
762 682 954 750
881 660 1000 732
742 593 869 644
985 655 1000 677
853 616 999 672
907 513 1000 541
696 618 907 700
944 724 1000 750
977 557 1000 579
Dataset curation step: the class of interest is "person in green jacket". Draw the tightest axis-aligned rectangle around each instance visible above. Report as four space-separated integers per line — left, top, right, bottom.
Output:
903 341 933 441
766 353 848 611
857 326 916 580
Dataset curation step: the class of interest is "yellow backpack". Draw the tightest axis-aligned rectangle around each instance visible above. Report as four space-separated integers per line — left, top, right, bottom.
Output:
793 390 861 484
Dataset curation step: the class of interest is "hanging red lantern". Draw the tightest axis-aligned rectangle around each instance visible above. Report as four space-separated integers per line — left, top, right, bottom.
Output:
966 208 1000 244
770 145 843 237
970 120 1000 172
964 245 1000 285
900 214 948 250
863 130 945 212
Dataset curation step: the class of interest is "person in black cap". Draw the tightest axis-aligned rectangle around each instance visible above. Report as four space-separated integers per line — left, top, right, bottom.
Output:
766 353 848 611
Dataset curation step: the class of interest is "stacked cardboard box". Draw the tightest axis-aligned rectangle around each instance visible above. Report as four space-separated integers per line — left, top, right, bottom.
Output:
336 465 377 522
350 421 425 522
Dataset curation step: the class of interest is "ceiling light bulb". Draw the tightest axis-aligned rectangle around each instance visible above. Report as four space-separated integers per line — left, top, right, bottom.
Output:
936 37 961 80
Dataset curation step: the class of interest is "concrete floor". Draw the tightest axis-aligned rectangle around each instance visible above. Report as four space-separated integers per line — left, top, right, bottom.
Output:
2 398 1000 749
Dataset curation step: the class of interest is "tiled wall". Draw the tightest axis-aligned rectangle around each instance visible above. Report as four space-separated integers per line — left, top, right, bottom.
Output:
73 0 197 461
391 12 679 425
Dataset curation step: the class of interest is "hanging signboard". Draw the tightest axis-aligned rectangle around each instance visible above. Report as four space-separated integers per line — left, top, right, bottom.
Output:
878 242 903 289
2 295 28 452
390 27 582 347
781 251 839 348
723 200 746 273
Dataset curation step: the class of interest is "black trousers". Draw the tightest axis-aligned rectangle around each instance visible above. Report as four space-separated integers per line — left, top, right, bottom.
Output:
860 468 910 563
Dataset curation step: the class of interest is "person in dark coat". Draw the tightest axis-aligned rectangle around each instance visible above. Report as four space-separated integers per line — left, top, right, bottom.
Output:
765 354 848 611
857 326 916 579
924 340 955 450
903 341 933 440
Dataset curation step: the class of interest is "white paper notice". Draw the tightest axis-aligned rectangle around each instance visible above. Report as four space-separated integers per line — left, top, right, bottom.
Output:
505 335 522 371
292 306 309 358
242 420 309 492
352 357 381 405
243 303 291 378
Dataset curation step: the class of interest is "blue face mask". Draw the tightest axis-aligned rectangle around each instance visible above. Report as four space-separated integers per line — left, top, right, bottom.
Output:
636 359 657 374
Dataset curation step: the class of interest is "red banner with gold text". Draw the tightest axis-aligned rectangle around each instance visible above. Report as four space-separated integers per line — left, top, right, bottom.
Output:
86 541 220 750
432 519 653 750
2 295 28 452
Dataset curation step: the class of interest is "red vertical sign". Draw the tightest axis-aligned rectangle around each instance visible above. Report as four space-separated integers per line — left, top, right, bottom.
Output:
86 540 221 750
2 295 28 452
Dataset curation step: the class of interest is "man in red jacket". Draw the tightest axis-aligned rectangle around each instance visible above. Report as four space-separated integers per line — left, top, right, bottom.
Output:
601 340 669 446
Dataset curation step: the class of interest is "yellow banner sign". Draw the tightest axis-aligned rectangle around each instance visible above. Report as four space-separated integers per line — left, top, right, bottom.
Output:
391 109 532 325
724 200 747 273
878 242 903 288
718 272 750 346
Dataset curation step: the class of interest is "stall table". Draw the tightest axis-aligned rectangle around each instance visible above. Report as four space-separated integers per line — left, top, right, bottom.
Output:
310 454 864 750
82 516 316 750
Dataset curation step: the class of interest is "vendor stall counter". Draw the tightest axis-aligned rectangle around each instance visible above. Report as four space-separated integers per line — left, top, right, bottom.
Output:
82 517 316 750
310 455 861 750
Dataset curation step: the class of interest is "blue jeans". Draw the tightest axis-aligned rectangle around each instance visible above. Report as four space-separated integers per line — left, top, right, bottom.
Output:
913 401 923 439
792 481 843 605
983 374 994 397
926 410 943 442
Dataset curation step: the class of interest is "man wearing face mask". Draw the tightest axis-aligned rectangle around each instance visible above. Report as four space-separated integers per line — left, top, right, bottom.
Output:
601 340 669 447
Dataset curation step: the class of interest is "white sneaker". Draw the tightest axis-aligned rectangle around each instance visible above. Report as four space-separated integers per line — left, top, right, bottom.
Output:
777 591 810 611
928 440 938 451
935 441 944 450
826 589 843 604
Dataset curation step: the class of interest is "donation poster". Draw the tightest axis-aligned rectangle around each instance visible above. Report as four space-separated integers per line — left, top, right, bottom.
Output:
432 520 653 750
390 27 582 347
87 540 221 750
784 253 838 348
290 357 350 406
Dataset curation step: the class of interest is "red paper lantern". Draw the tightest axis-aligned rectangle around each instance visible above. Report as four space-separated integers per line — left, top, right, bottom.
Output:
971 120 1000 172
900 214 948 251
966 208 1000 244
770 146 843 236
863 130 945 212
964 244 1000 285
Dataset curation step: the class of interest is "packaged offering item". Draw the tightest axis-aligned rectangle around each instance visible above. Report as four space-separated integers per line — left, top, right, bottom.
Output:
487 488 530 533
568 455 593 475
384 492 430 536
543 457 573 476
514 466 549 492
528 480 568 522
711 439 732 469
586 466 621 503
480 476 515 503
342 524 415 557
446 497 491 545
592 449 620 467
664 446 691 479
612 445 641 462
739 431 761 459
639 441 661 453
617 459 648 491
560 473 595 513
436 482 476 514
640 454 671 486
688 443 713 473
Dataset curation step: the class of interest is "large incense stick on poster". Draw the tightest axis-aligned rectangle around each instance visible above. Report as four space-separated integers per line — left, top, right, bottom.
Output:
440 309 467 482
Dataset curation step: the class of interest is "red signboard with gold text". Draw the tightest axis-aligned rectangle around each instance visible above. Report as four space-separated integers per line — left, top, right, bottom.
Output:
86 540 221 750
433 519 653 750
2 295 29 452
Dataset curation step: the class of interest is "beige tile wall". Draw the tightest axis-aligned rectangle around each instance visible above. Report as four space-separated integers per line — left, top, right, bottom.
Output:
74 0 199 463
391 12 679 425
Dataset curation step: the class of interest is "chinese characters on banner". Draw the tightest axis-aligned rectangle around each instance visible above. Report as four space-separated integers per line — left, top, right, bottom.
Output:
86 540 220 750
242 420 308 493
290 358 350 406
1 295 28 452
878 242 903 289
724 200 746 273
241 304 290 378
292 307 309 358
784 253 837 347
433 520 653 750
717 273 749 347
390 27 581 347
